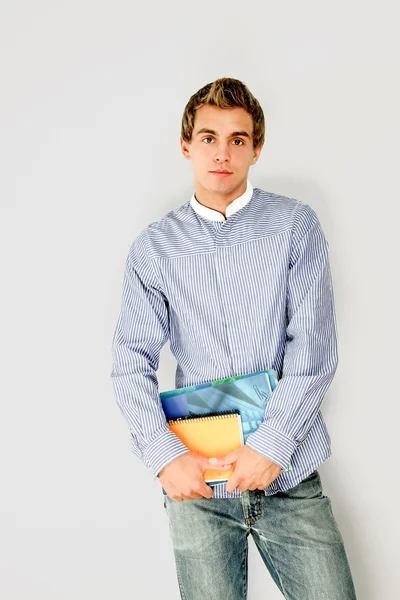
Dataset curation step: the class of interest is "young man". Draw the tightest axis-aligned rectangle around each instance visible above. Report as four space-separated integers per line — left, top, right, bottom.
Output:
111 78 357 599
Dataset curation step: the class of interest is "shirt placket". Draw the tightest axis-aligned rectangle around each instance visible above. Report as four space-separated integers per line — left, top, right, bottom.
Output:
214 222 237 377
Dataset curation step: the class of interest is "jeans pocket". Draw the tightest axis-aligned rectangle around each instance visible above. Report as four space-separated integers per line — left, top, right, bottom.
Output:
302 470 319 483
281 470 323 500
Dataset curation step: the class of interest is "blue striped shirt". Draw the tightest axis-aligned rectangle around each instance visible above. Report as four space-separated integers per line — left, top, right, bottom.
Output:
110 180 338 498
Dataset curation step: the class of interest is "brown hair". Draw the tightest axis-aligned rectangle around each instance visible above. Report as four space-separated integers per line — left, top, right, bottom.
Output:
181 77 265 149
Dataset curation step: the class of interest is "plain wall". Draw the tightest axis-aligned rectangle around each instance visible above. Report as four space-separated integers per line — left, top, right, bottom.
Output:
2 1 399 598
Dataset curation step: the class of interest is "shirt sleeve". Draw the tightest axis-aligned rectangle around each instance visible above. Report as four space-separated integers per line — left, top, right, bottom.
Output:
110 231 190 477
245 203 339 470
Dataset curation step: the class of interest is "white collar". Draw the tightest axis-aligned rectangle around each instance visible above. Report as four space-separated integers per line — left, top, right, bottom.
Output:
190 180 253 222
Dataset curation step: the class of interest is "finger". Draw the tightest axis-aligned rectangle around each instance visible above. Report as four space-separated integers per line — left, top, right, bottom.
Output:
209 451 237 466
200 484 213 499
225 473 241 493
188 492 203 500
201 458 232 471
216 464 233 471
238 481 249 492
180 494 193 501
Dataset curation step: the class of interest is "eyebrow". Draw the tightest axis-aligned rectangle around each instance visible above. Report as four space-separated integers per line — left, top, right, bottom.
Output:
195 127 251 139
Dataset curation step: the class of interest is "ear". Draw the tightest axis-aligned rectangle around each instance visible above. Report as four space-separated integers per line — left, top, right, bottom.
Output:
180 136 191 161
250 143 263 165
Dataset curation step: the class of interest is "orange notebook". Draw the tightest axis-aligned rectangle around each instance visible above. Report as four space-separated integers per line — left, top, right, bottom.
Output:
168 413 244 485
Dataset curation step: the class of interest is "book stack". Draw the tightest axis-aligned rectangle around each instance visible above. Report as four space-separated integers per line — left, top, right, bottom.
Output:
160 369 291 487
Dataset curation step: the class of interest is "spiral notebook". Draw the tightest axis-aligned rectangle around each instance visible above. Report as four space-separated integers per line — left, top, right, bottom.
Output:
168 413 244 486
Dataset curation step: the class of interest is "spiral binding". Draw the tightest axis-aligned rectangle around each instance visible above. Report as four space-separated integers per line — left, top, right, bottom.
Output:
168 412 239 425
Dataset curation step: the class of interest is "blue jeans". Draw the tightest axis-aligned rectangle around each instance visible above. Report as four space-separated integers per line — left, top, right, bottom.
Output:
163 470 357 599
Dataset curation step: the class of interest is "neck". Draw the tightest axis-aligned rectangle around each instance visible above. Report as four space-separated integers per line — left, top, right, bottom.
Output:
194 179 247 217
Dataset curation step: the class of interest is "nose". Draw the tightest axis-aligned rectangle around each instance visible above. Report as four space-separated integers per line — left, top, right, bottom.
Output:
213 141 231 163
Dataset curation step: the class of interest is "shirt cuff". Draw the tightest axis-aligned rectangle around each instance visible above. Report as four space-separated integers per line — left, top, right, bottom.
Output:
245 422 297 471
142 428 190 478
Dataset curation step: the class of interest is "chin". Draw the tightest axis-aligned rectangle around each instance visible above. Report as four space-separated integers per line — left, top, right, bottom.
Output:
205 174 239 190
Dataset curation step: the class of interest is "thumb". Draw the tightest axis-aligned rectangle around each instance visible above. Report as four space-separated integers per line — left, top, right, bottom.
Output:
209 450 239 466
198 456 232 471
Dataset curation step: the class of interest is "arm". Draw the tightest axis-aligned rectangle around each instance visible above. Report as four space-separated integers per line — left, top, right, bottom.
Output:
245 203 339 470
110 232 190 477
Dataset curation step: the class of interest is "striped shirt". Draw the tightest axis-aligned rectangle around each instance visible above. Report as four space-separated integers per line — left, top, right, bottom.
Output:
110 180 338 498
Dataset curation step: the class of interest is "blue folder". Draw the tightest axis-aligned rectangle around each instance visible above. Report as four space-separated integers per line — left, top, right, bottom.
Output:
160 369 279 444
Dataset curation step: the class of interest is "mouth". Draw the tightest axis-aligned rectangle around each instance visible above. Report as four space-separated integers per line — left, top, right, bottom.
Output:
210 170 233 176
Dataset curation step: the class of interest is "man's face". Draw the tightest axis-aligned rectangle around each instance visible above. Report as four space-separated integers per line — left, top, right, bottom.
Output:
180 104 262 201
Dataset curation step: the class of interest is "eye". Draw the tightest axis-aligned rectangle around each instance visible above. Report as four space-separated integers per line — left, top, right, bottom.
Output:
203 137 214 144
232 139 244 145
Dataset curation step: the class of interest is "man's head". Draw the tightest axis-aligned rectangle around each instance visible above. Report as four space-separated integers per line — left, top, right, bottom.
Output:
180 78 265 204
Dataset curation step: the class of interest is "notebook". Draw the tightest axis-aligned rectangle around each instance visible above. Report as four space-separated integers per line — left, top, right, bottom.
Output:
168 413 244 485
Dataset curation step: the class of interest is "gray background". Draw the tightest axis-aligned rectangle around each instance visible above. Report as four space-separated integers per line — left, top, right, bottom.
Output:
2 1 399 598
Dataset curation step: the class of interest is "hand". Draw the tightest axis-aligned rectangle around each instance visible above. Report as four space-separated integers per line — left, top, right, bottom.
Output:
209 446 282 493
158 452 233 502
